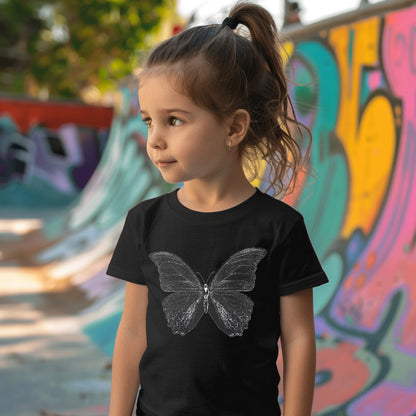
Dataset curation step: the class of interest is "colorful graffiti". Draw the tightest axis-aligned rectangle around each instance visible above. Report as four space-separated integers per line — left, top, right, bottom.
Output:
1 2 415 416
0 99 113 209
283 4 416 415
0 87 170 352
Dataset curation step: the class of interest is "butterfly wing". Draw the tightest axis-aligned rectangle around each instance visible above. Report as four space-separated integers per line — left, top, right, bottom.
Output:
149 251 204 336
208 247 267 337
161 292 205 335
208 291 254 337
210 247 267 291
149 251 202 292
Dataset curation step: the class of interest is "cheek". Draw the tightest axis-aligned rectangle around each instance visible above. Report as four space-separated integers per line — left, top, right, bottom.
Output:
146 141 154 160
176 134 199 156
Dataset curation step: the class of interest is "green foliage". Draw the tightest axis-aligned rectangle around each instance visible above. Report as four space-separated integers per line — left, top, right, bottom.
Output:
0 0 45 94
0 0 174 98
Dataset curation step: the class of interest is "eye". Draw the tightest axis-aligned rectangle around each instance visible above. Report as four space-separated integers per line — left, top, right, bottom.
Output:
169 117 183 127
142 118 151 128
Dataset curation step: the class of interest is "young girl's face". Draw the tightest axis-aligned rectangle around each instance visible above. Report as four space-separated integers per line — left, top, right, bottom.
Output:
139 74 232 185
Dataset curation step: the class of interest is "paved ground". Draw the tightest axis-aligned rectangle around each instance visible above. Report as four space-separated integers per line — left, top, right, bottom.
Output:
0 268 111 416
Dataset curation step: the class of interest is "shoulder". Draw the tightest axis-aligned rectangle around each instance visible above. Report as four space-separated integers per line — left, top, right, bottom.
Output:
253 190 305 242
121 191 172 241
127 191 171 220
256 190 303 222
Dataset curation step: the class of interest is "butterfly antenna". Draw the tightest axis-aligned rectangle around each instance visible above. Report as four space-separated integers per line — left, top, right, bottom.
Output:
196 271 206 283
207 271 216 284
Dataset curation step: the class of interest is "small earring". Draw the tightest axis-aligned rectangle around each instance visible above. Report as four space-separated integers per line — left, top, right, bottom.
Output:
228 140 232 152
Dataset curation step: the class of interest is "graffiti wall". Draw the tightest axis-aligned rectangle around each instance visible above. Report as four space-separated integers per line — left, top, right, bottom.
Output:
1 2 415 416
0 99 113 209
284 4 416 415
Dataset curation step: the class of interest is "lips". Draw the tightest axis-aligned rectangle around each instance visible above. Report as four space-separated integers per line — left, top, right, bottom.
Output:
157 160 176 167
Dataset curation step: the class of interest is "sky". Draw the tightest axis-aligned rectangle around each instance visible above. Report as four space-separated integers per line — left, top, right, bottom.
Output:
176 0 384 28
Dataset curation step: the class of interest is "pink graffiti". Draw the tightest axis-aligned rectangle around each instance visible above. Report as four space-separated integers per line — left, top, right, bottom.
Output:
313 341 371 414
349 382 416 416
367 71 382 90
333 6 416 353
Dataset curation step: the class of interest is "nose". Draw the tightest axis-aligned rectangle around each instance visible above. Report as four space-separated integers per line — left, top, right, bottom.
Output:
147 125 166 150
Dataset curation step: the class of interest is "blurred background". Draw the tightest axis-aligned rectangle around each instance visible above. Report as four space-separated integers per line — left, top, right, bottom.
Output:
1 0 415 415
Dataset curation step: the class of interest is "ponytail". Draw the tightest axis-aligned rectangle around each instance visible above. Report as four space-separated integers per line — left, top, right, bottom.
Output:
226 1 311 197
228 3 281 82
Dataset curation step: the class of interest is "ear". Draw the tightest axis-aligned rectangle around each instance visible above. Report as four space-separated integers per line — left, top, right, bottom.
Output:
226 109 250 147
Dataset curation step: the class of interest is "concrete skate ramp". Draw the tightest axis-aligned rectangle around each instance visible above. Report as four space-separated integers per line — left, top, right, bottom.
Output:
1 1 415 415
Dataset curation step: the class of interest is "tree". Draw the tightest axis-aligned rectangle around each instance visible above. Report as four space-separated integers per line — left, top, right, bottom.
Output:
0 0 177 99
0 0 45 94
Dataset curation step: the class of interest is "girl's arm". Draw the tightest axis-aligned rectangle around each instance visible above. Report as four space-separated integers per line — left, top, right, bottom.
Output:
110 281 148 416
280 288 316 416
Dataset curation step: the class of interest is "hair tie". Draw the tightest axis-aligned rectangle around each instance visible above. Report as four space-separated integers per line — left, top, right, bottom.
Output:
221 16 239 30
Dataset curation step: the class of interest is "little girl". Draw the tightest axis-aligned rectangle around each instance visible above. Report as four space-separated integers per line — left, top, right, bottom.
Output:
107 2 328 415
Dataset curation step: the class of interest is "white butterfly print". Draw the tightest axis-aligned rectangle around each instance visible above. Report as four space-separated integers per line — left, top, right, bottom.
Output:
149 248 267 337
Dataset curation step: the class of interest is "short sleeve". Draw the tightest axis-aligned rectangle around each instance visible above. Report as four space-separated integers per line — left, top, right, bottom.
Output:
106 210 146 285
275 216 328 296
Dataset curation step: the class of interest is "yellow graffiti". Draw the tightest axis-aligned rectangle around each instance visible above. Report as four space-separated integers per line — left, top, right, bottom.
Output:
281 41 295 66
329 18 396 237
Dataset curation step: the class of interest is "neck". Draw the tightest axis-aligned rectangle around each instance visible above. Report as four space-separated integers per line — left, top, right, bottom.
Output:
177 167 256 212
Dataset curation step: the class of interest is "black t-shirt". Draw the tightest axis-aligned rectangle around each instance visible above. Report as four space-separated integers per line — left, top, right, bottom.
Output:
107 188 328 416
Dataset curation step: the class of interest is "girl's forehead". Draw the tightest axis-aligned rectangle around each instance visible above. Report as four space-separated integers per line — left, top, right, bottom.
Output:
138 74 195 110
139 73 178 97
138 70 191 101
138 71 165 87
139 73 179 95
138 58 224 120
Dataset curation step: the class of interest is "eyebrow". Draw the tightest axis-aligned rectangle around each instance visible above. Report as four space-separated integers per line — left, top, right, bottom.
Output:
140 108 192 116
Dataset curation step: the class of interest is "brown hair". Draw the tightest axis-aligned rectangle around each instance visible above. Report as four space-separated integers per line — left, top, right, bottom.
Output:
140 1 311 198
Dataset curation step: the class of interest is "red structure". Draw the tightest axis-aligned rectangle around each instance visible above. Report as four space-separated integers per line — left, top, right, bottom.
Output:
0 98 113 132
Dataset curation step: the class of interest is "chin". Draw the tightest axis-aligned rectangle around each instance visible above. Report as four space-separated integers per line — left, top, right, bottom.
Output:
160 174 187 185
